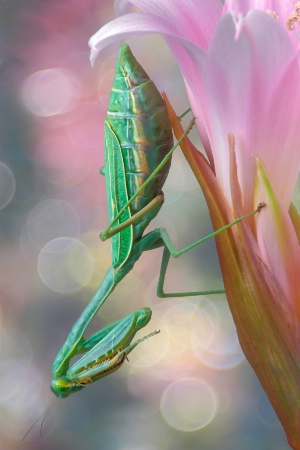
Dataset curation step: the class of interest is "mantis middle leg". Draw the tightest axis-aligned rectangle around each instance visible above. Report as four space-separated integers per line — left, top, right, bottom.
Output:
134 202 265 297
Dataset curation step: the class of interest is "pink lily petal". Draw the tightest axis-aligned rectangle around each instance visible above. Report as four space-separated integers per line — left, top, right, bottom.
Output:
89 0 220 97
197 10 300 211
89 11 204 94
114 0 222 48
224 0 297 19
224 1 300 49
254 159 300 325
90 0 222 66
89 13 179 67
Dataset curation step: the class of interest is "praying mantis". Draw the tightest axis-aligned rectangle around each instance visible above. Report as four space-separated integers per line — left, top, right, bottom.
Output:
50 43 263 399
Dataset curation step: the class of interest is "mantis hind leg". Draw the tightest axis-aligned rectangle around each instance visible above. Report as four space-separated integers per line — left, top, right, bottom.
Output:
157 246 225 297
137 202 265 298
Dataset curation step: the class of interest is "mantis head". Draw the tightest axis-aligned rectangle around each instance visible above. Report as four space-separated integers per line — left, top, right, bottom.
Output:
50 377 80 399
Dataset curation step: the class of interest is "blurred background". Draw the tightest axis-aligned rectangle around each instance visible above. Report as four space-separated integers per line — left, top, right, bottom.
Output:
0 1 293 449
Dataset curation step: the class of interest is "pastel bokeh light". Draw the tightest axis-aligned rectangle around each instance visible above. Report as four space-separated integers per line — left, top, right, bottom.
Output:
0 162 16 210
192 298 245 370
21 68 81 117
38 237 94 293
160 378 217 431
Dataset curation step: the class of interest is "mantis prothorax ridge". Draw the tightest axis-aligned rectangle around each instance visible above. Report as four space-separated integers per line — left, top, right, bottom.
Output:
51 43 264 398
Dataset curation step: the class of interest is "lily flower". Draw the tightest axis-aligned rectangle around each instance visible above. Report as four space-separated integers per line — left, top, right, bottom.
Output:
89 1 300 448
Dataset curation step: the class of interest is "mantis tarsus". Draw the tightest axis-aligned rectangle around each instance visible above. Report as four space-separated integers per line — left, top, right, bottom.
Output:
51 43 264 399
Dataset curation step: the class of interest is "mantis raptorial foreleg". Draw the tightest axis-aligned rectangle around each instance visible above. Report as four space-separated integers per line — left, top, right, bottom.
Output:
51 267 158 398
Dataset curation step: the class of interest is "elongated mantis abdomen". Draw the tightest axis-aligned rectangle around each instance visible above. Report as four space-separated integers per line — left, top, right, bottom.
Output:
107 44 173 214
102 43 173 269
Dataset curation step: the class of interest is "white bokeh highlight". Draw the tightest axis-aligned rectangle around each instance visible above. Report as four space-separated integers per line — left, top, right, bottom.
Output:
38 237 93 293
160 377 217 431
21 68 81 116
0 162 16 210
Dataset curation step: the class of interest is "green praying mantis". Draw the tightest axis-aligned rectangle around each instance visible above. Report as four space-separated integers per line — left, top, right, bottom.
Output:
50 43 264 399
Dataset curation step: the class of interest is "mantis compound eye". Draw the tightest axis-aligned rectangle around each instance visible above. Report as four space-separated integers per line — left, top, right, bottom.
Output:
50 378 73 399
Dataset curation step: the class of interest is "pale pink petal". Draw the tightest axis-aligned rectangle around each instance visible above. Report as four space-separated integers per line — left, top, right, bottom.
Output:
89 0 222 66
253 58 300 207
88 11 205 112
224 1 300 49
89 13 177 66
195 10 300 211
88 11 206 81
114 0 222 49
255 159 300 326
224 0 296 21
